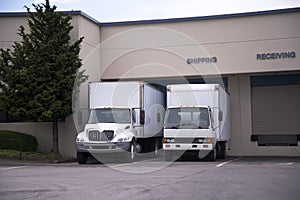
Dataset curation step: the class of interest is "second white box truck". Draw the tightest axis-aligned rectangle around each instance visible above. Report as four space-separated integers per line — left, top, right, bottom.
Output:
163 84 230 161
75 81 165 164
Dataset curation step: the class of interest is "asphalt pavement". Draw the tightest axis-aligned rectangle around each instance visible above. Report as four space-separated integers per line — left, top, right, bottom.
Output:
0 156 299 200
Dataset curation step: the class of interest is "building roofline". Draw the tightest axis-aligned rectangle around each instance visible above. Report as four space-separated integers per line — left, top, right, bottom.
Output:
69 10 101 25
101 7 300 26
1 7 299 26
0 10 101 25
0 12 28 17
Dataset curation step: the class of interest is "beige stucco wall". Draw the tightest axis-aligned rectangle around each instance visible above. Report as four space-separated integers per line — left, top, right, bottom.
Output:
0 16 27 49
0 122 53 152
0 117 77 156
100 11 300 79
0 118 78 157
74 15 102 132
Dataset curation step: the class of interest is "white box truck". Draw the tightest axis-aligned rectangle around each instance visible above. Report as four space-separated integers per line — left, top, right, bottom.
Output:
75 81 165 164
163 84 230 161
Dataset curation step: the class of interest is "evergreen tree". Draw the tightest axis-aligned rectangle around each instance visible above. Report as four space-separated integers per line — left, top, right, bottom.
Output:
0 0 87 154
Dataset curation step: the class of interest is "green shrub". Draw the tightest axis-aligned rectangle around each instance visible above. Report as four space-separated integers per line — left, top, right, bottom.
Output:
0 130 38 151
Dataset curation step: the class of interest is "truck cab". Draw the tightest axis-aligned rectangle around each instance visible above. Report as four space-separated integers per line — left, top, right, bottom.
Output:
75 107 139 164
163 106 218 161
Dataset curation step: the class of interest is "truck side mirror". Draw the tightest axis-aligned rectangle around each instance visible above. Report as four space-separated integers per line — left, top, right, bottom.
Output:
140 110 145 125
219 111 223 121
157 113 161 123
77 110 82 125
131 109 136 123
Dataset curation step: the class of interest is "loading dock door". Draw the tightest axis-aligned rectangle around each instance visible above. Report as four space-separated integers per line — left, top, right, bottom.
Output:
251 84 300 145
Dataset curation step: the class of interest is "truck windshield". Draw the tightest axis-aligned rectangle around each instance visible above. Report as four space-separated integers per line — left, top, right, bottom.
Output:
164 107 210 129
88 108 131 124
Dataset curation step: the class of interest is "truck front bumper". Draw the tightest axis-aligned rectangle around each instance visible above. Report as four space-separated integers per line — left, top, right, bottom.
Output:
75 142 131 154
163 143 213 151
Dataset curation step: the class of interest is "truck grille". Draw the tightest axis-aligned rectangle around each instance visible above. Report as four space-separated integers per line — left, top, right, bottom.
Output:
174 138 205 144
88 130 114 141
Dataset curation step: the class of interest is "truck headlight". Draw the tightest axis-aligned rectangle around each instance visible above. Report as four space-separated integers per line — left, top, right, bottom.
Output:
204 138 213 143
76 138 85 142
117 137 131 142
163 138 175 143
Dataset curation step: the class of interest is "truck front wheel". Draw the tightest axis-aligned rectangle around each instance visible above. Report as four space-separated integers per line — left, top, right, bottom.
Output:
153 138 160 157
207 149 216 161
124 141 135 162
217 142 226 159
77 152 88 164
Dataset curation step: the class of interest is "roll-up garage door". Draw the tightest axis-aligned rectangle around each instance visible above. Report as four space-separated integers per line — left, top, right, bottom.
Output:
252 84 300 135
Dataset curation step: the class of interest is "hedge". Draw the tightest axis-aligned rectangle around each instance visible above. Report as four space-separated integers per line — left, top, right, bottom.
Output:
0 130 38 152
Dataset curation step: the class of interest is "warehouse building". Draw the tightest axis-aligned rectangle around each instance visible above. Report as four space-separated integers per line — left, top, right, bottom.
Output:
0 7 299 157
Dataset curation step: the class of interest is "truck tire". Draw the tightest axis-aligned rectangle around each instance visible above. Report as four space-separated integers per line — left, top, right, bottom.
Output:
77 152 88 164
207 149 216 161
124 141 135 162
165 151 173 161
218 142 226 159
153 138 160 157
